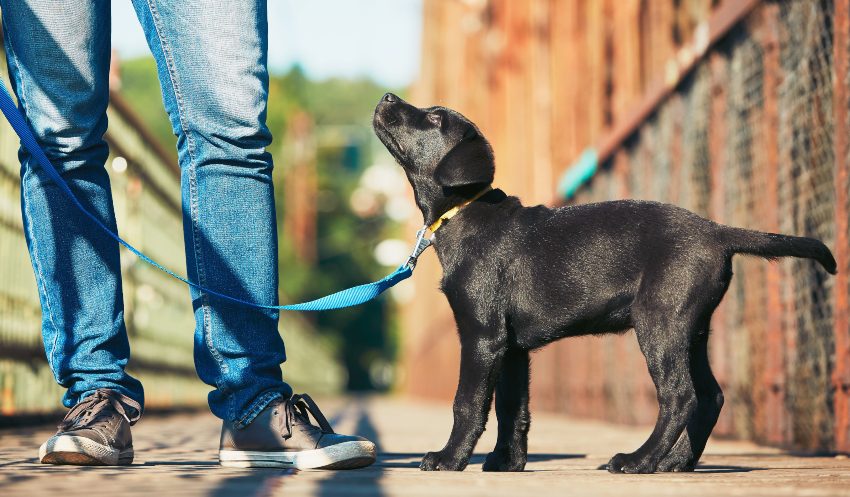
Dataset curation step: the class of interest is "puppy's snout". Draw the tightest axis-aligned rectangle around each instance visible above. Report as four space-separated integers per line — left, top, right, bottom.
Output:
375 93 405 129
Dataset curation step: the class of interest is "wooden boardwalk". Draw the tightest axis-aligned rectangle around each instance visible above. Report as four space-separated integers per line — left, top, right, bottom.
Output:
1 396 848 496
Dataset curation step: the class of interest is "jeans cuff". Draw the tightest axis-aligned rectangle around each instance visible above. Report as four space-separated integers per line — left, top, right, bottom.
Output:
72 385 145 414
233 390 288 429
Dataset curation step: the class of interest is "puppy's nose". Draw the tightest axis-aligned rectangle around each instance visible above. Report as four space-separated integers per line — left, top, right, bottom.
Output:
382 92 398 103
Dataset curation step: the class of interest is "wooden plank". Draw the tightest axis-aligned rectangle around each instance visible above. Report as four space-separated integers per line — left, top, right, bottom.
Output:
555 0 761 197
611 0 642 124
832 0 850 454
531 0 553 203
708 51 732 436
757 2 787 446
668 96 683 206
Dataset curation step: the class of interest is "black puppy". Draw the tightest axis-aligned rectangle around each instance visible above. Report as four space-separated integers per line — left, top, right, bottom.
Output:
372 93 837 474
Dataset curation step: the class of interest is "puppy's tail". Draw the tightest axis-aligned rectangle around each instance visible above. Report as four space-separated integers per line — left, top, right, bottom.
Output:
719 226 837 274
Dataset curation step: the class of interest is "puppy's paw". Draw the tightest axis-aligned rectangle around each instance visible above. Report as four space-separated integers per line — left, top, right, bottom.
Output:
656 435 697 472
606 452 657 474
420 451 468 471
656 452 696 472
483 448 526 472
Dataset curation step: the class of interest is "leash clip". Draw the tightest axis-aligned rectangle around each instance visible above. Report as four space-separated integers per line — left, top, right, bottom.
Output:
405 226 433 269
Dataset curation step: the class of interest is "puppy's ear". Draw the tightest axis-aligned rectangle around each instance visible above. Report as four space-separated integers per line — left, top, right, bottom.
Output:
434 131 495 188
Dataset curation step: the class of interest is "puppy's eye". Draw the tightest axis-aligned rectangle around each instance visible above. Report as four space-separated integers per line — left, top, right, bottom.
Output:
426 113 442 127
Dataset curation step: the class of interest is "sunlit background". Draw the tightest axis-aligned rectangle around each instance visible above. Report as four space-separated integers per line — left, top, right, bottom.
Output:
112 0 422 87
1 0 848 457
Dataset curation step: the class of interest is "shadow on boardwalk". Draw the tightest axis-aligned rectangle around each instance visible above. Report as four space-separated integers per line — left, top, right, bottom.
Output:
2 396 848 497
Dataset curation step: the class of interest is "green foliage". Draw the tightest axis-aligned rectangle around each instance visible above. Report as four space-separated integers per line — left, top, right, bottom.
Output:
118 58 176 151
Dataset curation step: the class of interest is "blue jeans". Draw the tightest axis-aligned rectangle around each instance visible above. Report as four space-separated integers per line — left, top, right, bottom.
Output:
1 0 292 426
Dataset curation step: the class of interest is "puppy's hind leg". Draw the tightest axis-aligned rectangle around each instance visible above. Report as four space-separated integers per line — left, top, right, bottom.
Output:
657 331 724 472
607 315 698 474
483 347 530 472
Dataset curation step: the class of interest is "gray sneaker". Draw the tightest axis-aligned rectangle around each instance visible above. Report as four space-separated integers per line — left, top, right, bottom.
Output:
219 393 376 470
39 389 141 466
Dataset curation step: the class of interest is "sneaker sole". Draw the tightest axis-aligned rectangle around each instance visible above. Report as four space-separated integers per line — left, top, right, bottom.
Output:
219 440 377 470
39 435 133 466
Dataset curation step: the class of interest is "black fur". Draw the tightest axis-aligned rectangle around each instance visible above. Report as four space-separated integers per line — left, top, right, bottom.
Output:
373 93 837 474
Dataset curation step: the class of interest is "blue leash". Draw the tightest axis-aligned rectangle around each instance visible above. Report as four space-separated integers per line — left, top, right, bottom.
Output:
0 81 424 311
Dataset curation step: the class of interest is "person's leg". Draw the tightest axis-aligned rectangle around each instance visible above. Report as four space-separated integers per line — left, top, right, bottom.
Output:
130 0 291 426
129 1 376 468
0 0 144 409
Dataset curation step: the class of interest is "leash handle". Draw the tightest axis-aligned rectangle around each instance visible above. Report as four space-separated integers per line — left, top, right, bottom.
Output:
0 81 414 311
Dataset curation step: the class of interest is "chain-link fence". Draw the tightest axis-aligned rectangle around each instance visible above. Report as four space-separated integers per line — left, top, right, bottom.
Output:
563 0 848 452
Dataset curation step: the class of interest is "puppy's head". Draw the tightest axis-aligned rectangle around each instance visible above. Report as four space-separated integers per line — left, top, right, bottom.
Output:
373 93 494 223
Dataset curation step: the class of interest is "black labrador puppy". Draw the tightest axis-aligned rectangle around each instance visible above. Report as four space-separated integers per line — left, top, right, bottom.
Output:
372 93 836 474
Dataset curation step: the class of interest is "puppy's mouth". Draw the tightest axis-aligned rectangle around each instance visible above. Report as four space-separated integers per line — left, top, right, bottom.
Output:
373 118 406 161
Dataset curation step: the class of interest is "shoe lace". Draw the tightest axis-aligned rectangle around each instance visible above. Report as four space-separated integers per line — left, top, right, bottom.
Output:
58 389 142 431
276 393 335 439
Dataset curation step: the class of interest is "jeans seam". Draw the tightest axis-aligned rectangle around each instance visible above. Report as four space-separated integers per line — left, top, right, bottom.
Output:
143 0 229 400
4 25 64 378
22 167 62 374
234 390 284 429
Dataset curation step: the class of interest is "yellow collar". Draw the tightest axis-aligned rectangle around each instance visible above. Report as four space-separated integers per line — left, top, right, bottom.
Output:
428 187 493 233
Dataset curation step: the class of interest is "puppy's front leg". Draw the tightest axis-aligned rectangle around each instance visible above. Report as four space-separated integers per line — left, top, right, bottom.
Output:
421 335 505 471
